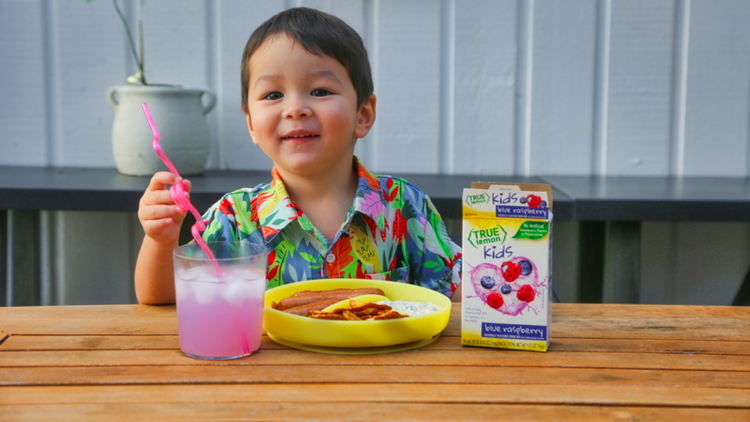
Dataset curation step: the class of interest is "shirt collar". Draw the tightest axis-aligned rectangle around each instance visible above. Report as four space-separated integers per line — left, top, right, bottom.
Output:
257 157 387 243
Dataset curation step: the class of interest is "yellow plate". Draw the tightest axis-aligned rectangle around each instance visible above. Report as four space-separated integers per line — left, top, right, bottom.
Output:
267 333 441 355
263 279 451 348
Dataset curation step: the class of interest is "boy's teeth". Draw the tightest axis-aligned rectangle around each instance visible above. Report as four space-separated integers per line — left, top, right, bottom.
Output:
285 134 316 139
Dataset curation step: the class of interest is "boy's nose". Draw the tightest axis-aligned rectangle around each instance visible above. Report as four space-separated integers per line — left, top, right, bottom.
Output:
283 97 312 119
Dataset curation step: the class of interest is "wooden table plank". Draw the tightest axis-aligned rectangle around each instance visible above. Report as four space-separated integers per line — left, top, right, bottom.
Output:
2 365 749 389
0 305 178 335
2 304 749 341
2 402 748 422
3 334 749 356
2 348 749 372
2 384 749 408
551 304 750 341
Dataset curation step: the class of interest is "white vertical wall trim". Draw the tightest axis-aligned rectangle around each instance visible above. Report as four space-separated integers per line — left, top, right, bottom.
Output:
514 0 534 176
43 0 60 167
592 0 611 175
439 0 455 174
670 0 690 176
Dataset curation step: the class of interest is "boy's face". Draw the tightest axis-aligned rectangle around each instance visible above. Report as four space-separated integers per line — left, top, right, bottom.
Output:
244 35 375 178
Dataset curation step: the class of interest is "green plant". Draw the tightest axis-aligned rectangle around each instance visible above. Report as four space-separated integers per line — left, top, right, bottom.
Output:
89 0 148 85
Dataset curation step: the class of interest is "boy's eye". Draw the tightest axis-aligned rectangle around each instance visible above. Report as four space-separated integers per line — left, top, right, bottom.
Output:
263 92 283 100
311 88 331 97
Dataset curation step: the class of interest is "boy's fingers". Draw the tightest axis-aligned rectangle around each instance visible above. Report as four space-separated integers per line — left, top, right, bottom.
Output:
139 205 184 221
142 218 174 235
148 189 181 206
147 171 182 192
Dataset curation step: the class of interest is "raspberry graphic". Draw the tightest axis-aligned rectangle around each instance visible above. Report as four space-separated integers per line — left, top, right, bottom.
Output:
500 261 521 282
527 195 542 209
487 292 504 309
517 284 536 303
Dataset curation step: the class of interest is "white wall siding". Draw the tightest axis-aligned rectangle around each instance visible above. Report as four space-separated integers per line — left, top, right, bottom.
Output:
528 0 597 176
373 0 442 173
54 1 124 167
682 0 750 177
3 0 750 305
604 0 675 176
451 0 517 175
1 0 48 166
217 0 283 171
5 0 748 176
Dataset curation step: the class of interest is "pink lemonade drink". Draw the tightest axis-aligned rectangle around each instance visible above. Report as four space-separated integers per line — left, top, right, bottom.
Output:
174 242 267 360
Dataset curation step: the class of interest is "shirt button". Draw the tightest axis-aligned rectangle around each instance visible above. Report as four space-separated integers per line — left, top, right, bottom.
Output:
326 253 336 263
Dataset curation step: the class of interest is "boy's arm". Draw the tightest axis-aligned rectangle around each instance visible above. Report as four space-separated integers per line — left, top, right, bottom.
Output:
134 236 178 304
134 172 191 305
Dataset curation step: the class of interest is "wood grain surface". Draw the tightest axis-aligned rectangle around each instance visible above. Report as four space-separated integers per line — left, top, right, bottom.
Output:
1 303 748 421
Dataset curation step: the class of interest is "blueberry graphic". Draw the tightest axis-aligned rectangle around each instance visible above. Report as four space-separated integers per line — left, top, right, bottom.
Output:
519 260 532 276
480 275 496 289
501 284 512 295
519 196 527 204
540 200 547 208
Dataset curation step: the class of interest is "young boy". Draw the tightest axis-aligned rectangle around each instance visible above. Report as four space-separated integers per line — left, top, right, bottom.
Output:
135 7 462 305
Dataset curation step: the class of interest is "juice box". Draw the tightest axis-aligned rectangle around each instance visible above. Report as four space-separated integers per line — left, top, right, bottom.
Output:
461 182 552 352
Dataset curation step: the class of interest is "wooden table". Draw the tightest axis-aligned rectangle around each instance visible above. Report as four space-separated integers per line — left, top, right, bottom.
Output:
1 303 749 421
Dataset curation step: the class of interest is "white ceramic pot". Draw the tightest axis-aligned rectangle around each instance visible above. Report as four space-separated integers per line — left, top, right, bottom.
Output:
107 85 216 176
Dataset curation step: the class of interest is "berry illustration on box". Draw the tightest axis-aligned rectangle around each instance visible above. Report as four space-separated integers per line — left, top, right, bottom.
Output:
469 258 547 317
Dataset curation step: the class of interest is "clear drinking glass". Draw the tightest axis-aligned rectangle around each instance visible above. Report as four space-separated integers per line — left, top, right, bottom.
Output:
173 241 267 360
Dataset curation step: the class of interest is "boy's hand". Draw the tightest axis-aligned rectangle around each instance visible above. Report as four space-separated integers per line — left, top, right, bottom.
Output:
138 172 192 245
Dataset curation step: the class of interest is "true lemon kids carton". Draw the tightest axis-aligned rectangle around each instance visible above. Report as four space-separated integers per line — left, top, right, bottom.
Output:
461 182 552 352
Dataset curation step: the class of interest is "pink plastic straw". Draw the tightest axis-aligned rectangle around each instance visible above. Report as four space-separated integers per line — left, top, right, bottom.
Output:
142 103 220 273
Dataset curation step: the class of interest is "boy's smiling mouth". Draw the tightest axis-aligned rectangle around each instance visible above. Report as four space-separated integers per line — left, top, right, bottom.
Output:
281 130 319 140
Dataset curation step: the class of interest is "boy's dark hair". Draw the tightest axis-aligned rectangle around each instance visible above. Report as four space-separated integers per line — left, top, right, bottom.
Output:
241 7 373 112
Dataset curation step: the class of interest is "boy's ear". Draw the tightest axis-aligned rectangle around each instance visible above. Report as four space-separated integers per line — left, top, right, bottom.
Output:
354 94 377 139
243 105 260 146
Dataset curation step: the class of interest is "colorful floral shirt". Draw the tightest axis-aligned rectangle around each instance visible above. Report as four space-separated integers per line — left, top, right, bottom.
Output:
200 158 462 298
